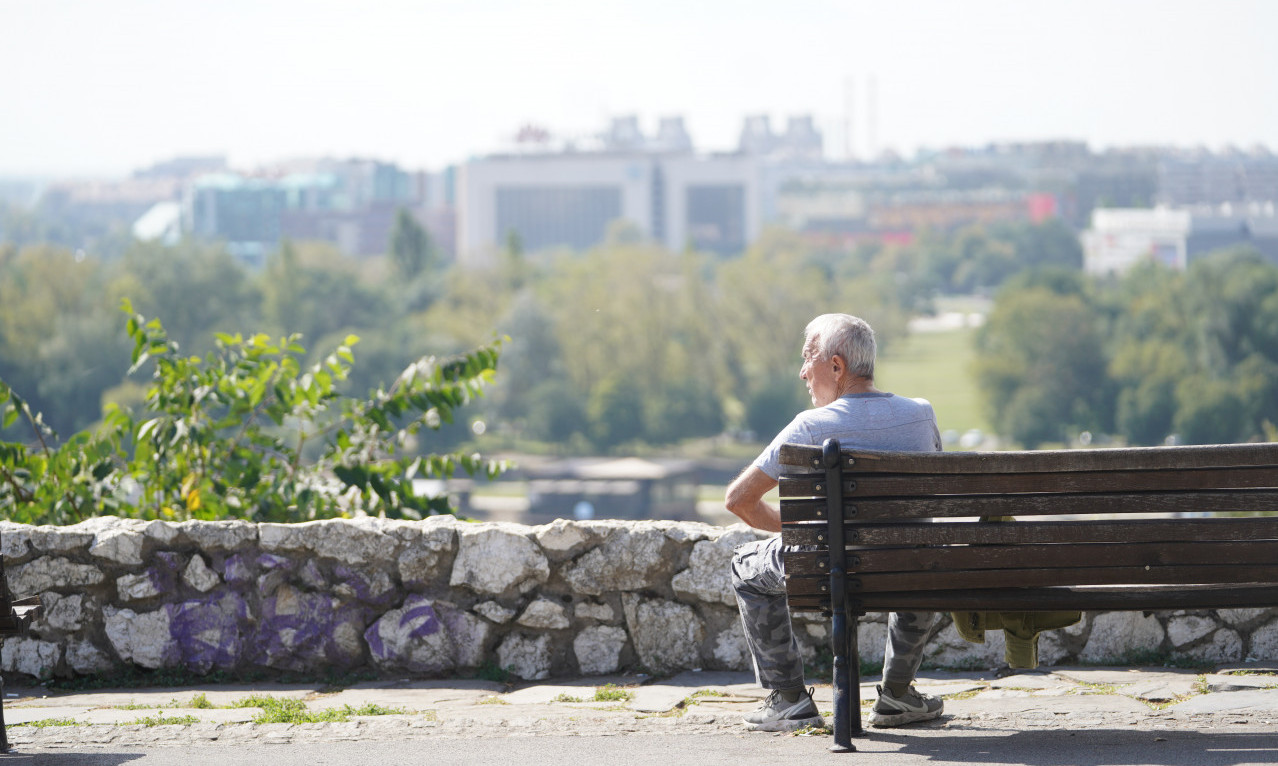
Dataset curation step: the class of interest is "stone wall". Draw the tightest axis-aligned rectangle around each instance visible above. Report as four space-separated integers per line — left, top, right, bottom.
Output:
2 517 1277 682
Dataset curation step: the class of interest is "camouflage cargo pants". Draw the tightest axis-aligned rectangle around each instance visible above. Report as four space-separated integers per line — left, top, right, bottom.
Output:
731 535 934 690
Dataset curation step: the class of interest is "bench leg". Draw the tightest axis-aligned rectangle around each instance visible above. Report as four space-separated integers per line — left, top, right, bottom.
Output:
831 608 857 752
0 670 8 753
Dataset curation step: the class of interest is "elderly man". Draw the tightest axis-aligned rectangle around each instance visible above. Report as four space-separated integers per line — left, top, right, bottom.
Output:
725 313 943 732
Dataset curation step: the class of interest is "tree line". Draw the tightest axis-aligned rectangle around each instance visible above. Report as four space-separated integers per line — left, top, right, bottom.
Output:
1 212 1085 457
974 248 1278 448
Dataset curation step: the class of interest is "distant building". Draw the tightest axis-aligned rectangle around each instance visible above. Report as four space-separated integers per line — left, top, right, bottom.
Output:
1082 205 1278 274
1158 151 1278 207
180 158 437 264
458 152 760 262
1082 208 1191 274
454 114 845 263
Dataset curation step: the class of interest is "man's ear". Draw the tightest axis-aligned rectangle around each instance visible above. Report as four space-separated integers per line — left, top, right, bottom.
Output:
831 354 845 376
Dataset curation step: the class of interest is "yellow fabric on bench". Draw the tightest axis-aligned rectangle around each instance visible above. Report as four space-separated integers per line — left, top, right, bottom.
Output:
951 610 1082 669
948 515 1080 669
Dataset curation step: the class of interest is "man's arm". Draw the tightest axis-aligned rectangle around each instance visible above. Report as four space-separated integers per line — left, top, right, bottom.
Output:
725 466 782 533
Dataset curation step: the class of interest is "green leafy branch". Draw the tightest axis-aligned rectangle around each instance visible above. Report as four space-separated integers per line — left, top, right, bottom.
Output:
0 300 507 524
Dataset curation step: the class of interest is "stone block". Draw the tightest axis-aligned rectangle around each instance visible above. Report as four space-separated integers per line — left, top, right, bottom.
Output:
1 637 61 679
116 570 164 602
365 595 456 674
9 557 105 599
104 606 175 669
1168 614 1218 647
574 601 615 622
450 524 548 596
89 527 146 566
622 594 705 675
497 633 553 681
517 598 570 630
475 601 516 624
178 520 257 550
574 625 629 675
563 523 680 596
1080 611 1166 663
711 620 750 671
671 528 758 607
66 639 115 674
183 554 222 593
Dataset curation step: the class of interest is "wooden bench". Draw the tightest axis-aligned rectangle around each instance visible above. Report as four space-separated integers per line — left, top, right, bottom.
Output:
779 439 1278 752
0 536 43 752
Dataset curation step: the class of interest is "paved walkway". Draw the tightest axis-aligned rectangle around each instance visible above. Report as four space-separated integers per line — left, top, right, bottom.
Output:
5 664 1278 759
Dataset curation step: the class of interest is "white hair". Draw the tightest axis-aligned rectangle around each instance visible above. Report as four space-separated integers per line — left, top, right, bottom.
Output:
804 314 876 380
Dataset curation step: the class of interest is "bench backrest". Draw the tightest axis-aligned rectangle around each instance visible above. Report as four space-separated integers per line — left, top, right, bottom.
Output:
779 441 1278 614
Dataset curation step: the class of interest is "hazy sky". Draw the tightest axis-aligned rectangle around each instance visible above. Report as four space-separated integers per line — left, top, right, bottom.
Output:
6 0 1277 178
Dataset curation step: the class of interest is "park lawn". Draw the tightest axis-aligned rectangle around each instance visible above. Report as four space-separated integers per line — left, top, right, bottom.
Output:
876 327 991 438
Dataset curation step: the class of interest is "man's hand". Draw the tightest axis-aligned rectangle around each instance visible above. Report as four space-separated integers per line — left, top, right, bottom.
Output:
725 466 782 532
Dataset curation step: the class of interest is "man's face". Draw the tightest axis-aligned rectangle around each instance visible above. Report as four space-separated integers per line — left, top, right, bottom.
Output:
800 336 841 407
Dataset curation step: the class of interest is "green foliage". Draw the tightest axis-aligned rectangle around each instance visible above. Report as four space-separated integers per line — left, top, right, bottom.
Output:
131 714 201 727
974 279 1111 448
237 695 406 723
976 248 1278 447
0 302 506 525
389 207 436 280
593 683 633 702
12 717 80 728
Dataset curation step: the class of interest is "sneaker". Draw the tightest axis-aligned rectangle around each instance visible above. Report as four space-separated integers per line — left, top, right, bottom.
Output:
743 687 824 732
868 684 943 728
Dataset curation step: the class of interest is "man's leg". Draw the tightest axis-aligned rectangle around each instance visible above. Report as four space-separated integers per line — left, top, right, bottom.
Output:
731 536 821 731
870 610 943 727
882 610 934 690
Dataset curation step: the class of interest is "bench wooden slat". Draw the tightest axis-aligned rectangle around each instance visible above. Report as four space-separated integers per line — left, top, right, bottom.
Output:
786 584 1278 613
783 539 1278 576
786 562 1278 595
781 516 1278 547
781 466 1278 498
0 596 42 636
780 489 1278 521
780 442 1278 474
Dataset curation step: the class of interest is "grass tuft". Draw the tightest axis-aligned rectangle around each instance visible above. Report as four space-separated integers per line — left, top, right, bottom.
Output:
593 683 633 703
13 717 80 728
131 714 200 727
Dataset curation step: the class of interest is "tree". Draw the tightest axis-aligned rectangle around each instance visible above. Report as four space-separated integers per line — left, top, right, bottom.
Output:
389 208 434 280
974 285 1110 448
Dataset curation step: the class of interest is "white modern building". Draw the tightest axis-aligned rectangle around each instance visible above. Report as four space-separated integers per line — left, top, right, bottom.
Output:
1082 208 1191 275
457 151 761 264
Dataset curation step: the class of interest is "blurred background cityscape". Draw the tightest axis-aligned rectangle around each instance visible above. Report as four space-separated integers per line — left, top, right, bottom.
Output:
3 0 1277 522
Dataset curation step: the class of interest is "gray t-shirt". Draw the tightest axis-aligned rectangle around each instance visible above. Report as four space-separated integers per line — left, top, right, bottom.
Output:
753 393 942 480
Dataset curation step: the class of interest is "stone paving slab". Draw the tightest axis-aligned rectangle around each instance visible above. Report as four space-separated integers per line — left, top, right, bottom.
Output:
12 684 319 710
501 674 645 705
1217 662 1278 675
1170 688 1278 714
1123 677 1201 701
75 707 259 725
989 673 1073 690
1050 667 1197 686
5 705 94 724
309 682 505 711
1204 673 1278 692
14 666 1278 751
951 692 1152 718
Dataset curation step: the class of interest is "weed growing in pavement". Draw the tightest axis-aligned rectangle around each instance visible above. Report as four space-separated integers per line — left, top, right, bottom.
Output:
553 693 584 703
12 718 80 728
593 684 633 702
131 714 201 727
